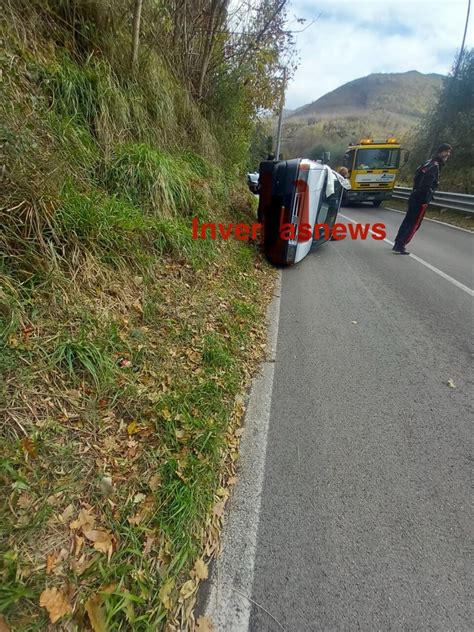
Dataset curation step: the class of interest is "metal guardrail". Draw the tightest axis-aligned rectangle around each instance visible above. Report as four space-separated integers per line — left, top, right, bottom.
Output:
392 187 474 215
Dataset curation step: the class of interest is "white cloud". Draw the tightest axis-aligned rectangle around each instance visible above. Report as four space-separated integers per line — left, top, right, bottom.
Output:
285 0 474 109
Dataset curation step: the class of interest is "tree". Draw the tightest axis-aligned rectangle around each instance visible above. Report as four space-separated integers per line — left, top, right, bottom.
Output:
404 49 474 192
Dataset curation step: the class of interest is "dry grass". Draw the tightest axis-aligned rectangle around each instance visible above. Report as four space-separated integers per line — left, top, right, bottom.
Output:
1 213 277 630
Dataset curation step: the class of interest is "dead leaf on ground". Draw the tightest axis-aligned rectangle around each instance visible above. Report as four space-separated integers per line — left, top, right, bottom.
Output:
46 553 58 575
70 555 96 576
158 578 174 609
21 437 37 459
179 578 198 601
143 535 155 556
70 507 95 531
17 493 34 510
0 615 11 632
127 512 144 526
46 492 64 507
161 407 172 421
447 378 456 388
85 594 107 632
127 421 142 435
74 535 85 557
212 501 225 518
194 559 208 580
39 587 72 623
148 473 161 491
196 616 215 631
59 504 75 524
83 529 115 560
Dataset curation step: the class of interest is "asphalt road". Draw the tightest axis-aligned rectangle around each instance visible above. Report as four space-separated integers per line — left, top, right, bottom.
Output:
245 207 473 631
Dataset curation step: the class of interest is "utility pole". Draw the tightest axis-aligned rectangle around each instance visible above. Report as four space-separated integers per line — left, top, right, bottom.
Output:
428 0 470 157
454 0 471 78
275 66 287 160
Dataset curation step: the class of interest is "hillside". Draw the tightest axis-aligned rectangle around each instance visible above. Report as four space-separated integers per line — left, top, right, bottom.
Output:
0 1 288 630
281 71 444 163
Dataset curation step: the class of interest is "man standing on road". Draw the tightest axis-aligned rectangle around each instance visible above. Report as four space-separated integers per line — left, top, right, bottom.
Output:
392 143 452 254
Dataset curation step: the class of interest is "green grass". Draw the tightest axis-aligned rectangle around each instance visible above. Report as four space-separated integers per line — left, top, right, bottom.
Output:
104 143 194 216
52 336 115 389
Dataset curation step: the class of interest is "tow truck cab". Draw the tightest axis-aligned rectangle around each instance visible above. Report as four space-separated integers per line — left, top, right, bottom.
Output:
343 137 404 207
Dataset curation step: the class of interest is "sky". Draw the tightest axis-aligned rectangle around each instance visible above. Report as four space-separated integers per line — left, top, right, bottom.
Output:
285 0 473 110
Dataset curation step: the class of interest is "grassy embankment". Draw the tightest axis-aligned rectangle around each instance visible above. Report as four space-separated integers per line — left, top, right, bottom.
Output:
0 12 275 632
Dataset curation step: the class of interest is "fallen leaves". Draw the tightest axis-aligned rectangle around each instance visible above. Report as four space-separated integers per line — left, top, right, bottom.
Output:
21 437 37 459
83 529 115 561
194 558 208 580
447 378 456 388
128 494 155 525
148 473 161 491
69 508 116 560
143 535 155 556
127 420 141 435
70 555 96 576
0 615 11 632
16 492 34 510
133 492 146 504
196 616 215 631
85 594 107 632
179 578 198 601
39 587 72 623
46 552 58 575
70 507 95 532
3 236 275 632
158 578 175 610
58 504 75 524
212 501 225 518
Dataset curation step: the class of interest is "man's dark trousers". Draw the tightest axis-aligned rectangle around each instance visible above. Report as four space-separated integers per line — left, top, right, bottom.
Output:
394 192 428 249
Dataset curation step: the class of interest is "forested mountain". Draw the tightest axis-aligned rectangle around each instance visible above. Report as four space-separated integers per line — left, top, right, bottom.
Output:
290 71 443 122
280 71 444 166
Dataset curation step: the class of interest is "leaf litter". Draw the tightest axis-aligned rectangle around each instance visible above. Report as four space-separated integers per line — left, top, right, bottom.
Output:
2 230 276 630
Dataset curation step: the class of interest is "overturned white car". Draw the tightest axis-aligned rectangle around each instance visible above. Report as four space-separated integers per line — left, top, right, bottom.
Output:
257 158 351 265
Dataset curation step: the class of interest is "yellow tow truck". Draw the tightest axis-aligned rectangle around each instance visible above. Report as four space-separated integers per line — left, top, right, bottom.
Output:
342 137 406 207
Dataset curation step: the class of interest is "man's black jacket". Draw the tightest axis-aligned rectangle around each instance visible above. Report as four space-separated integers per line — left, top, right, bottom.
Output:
412 158 443 204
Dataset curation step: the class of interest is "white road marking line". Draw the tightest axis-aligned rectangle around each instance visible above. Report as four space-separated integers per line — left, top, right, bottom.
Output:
204 272 282 631
384 206 473 234
339 213 474 297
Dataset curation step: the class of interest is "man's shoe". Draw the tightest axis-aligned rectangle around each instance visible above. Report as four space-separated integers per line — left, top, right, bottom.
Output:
392 245 410 255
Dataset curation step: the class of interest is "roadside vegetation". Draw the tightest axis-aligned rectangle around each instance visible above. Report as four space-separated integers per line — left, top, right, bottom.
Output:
0 1 294 629
382 199 473 232
401 49 474 193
